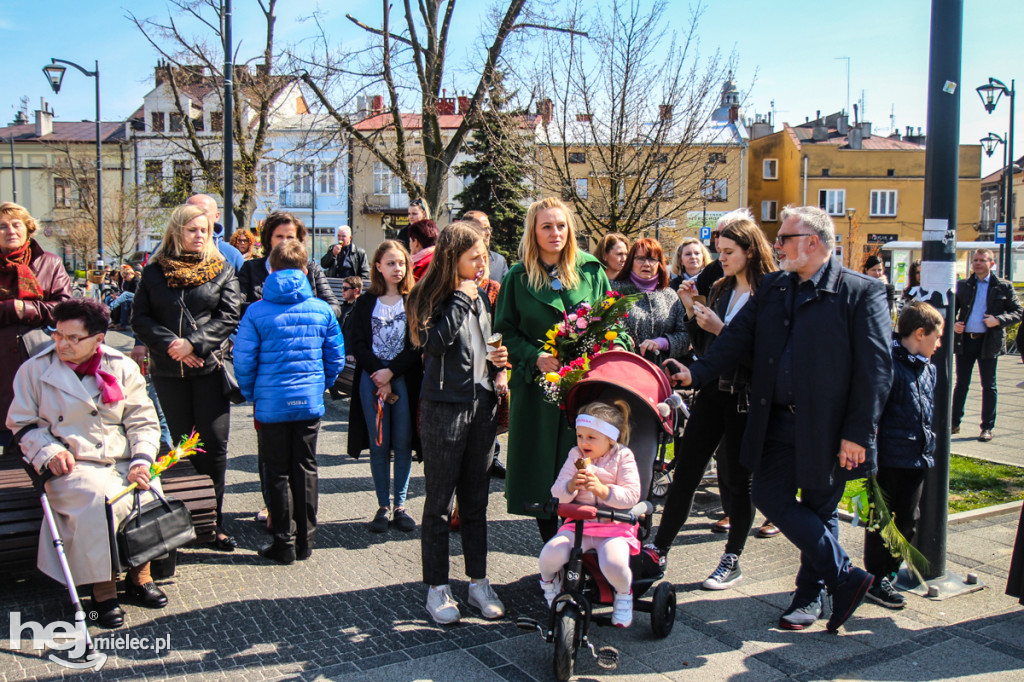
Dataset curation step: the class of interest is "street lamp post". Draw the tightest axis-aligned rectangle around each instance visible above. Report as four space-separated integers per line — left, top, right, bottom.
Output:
701 163 712 248
977 77 1015 279
980 132 1008 264
43 58 104 267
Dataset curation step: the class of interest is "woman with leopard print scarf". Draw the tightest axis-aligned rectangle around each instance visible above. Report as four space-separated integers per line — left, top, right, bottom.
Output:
132 204 242 552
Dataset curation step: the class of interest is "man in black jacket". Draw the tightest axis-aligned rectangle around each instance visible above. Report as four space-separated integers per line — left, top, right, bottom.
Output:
320 226 369 279
666 205 893 633
951 248 1022 441
463 210 508 284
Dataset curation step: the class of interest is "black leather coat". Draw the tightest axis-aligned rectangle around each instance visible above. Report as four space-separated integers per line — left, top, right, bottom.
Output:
953 273 1022 359
238 257 340 319
420 288 500 402
131 260 241 378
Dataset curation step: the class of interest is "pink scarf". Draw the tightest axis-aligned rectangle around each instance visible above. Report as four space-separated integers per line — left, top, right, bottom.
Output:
66 349 124 405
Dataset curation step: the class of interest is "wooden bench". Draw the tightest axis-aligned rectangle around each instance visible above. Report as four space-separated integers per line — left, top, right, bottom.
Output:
0 455 217 570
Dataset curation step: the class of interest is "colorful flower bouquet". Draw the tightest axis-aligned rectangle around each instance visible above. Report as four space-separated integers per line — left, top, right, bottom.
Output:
843 476 930 584
537 291 640 405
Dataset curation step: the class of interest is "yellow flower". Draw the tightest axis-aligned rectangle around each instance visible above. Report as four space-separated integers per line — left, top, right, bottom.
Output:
545 372 560 383
604 331 618 341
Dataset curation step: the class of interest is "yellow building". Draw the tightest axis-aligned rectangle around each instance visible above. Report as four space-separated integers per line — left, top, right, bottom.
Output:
0 102 133 267
747 112 981 272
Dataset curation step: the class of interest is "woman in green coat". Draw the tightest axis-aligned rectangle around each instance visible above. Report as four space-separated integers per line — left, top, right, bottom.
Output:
494 197 612 541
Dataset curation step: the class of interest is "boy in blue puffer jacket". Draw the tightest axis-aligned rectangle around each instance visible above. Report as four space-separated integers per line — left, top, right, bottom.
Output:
864 300 943 609
235 239 344 564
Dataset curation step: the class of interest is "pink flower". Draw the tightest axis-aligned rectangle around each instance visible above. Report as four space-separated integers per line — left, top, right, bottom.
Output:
568 313 577 323
576 318 588 330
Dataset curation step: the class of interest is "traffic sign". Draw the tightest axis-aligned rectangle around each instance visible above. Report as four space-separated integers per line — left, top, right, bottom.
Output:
700 227 712 241
995 222 1007 244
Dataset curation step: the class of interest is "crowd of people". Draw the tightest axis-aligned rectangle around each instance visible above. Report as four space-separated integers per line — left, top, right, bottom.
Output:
3 193 1024 636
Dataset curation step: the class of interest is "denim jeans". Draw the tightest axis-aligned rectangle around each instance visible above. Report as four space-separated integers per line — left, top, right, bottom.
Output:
147 376 173 449
359 370 413 508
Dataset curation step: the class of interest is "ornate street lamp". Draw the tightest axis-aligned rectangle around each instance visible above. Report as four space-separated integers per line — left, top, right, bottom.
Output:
43 58 104 267
977 77 1015 277
979 132 1004 158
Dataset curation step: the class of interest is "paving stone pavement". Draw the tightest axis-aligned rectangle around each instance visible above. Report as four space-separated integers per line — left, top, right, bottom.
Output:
2 332 1023 681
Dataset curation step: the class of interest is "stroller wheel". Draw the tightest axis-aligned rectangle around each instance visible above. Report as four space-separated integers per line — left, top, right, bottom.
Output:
553 605 579 681
650 582 676 638
651 470 672 498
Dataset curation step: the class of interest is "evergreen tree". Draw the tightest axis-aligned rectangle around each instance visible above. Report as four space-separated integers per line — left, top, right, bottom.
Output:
454 76 533 263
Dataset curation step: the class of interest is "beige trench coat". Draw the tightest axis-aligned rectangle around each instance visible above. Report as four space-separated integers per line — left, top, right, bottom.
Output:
6 344 162 585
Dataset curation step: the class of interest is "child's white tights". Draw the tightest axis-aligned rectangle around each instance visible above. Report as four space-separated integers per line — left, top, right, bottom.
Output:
539 528 633 594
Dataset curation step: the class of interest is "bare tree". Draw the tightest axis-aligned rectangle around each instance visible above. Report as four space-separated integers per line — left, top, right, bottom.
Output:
46 141 149 265
128 0 288 229
537 0 737 240
297 1 583 215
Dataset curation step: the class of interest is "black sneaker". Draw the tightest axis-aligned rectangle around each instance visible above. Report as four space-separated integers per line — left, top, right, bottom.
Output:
370 507 390 533
826 567 874 633
392 507 416 532
865 576 905 609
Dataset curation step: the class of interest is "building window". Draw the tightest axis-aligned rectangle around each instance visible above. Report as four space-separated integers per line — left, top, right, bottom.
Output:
192 115 204 133
887 168 896 177
258 162 276 194
145 160 163 189
296 164 315 193
373 162 400 195
821 168 830 177
762 200 778 222
411 162 426 185
169 113 183 133
870 190 898 217
763 158 778 179
647 178 674 199
150 112 165 132
818 189 846 216
210 111 223 132
77 181 94 210
708 152 727 165
319 163 336 194
575 178 589 199
701 178 727 202
654 153 668 164
568 152 586 164
172 160 192 196
54 178 72 208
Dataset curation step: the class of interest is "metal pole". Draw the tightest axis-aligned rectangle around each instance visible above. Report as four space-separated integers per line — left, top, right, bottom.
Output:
916 0 963 582
311 166 317 260
94 61 103 267
222 0 234 237
1005 81 1015 279
7 136 16 202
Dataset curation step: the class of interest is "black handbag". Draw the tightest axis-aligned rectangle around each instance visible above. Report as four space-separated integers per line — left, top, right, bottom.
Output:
175 298 245 404
116 487 197 569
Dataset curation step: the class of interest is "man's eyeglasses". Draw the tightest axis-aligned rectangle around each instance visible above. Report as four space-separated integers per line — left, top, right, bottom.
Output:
774 233 815 246
237 238 251 244
50 330 100 346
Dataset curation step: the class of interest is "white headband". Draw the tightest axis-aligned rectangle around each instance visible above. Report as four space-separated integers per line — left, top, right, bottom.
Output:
576 414 620 442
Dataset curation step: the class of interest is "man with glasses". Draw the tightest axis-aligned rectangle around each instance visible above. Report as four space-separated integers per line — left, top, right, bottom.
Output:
321 226 369 279
951 248 1021 442
665 205 892 634
463 211 508 284
338 276 362 332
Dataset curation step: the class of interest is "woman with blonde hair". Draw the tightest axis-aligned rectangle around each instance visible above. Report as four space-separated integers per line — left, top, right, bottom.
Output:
132 204 241 551
594 233 630 281
649 209 778 588
670 237 711 289
494 197 612 541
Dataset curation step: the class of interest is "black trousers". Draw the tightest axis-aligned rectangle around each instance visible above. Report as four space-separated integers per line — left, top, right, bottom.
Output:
419 392 497 586
952 334 998 430
654 386 754 557
153 372 231 529
863 466 927 579
258 419 320 550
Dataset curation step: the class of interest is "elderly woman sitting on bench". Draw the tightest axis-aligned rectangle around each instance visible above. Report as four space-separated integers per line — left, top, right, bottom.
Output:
6 298 169 629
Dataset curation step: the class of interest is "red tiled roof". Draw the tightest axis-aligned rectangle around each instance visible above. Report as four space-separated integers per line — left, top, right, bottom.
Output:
0 121 126 143
789 125 924 150
353 113 465 131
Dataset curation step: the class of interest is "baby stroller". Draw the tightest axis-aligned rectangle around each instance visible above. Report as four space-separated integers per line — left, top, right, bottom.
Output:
518 351 683 680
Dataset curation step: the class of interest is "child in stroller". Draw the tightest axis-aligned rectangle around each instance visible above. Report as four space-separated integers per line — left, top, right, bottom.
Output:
539 399 640 627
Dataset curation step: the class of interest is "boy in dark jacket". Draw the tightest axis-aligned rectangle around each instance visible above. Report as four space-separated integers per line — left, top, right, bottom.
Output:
235 240 344 564
864 300 943 608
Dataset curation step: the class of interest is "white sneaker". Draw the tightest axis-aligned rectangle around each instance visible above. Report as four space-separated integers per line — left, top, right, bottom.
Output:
426 585 460 624
702 553 743 590
540 574 563 607
612 592 633 628
467 578 506 619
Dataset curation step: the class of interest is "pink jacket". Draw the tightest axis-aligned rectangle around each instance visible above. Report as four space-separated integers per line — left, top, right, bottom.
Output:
551 444 641 510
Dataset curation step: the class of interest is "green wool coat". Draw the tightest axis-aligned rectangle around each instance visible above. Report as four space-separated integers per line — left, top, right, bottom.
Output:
493 253 612 517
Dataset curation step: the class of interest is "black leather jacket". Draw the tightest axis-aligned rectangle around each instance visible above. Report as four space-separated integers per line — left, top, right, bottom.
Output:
238 257 340 319
132 260 241 378
420 289 501 402
686 277 752 397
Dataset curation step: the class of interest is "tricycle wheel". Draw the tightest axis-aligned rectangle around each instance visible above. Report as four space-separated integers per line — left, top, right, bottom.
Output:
651 582 676 638
553 605 579 681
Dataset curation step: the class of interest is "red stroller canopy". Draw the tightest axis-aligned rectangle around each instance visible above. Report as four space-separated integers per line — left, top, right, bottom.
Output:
564 351 674 435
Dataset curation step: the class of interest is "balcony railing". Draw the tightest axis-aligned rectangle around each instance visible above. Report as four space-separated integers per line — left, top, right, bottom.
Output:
279 190 314 208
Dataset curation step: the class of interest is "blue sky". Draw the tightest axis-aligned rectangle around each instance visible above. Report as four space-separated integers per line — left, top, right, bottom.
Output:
1 0 1020 176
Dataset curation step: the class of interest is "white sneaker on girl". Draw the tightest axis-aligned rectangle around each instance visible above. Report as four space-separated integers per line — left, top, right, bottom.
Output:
612 592 633 628
540 574 563 607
